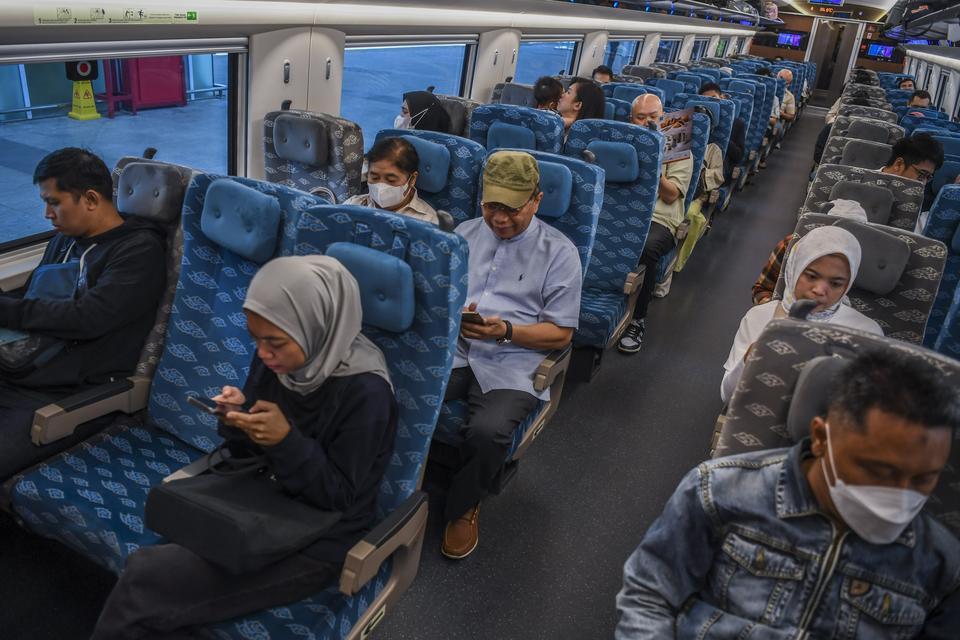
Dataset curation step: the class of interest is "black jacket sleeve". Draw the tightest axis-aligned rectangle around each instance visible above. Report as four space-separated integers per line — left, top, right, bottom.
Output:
727 118 745 168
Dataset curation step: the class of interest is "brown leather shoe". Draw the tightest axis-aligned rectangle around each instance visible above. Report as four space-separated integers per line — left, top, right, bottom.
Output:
442 504 480 559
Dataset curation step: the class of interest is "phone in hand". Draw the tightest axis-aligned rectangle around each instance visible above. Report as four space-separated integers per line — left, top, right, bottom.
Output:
462 310 485 325
187 395 224 415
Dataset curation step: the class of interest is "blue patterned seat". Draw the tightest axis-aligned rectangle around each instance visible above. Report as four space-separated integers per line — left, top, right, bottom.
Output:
671 93 734 156
372 128 486 225
606 97 632 123
9 175 326 573
666 73 700 96
900 115 960 137
934 285 960 360
469 104 563 154
612 84 665 105
923 185 960 347
646 78 684 105
564 120 664 350
263 110 364 203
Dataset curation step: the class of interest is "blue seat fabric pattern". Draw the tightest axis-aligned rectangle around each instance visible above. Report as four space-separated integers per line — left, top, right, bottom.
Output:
672 93 734 157
469 104 563 154
923 185 960 348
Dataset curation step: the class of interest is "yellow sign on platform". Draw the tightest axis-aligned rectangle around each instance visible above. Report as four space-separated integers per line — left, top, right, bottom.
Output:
68 80 100 121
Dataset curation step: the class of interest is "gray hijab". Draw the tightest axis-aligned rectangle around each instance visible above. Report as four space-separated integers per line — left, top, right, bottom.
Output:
243 255 392 395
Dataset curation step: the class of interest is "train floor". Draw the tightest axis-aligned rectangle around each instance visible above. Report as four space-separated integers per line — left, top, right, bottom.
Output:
0 110 824 640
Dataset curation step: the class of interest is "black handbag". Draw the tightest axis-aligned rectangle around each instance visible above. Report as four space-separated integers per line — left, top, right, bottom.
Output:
0 334 68 377
144 451 342 575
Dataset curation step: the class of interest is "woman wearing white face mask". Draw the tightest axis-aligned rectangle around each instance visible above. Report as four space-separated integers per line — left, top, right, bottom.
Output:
344 137 439 225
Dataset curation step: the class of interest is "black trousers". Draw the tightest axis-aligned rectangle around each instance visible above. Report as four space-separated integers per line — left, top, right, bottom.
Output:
91 543 341 640
633 222 677 321
443 366 538 522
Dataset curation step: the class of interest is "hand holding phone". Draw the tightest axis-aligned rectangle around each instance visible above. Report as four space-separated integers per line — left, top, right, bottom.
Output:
187 395 224 415
461 310 485 324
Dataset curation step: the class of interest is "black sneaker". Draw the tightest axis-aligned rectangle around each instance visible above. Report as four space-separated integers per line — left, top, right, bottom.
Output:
618 320 645 354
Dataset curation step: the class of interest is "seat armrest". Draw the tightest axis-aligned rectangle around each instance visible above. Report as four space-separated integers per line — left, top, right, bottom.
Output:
31 375 151 445
732 166 742 180
748 150 757 162
340 491 429 595
533 344 572 393
624 264 646 295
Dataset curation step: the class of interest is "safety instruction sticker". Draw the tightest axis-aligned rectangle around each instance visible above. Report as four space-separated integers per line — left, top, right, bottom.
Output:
34 7 198 25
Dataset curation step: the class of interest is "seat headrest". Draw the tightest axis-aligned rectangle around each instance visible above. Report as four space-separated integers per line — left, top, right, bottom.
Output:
935 136 960 157
840 139 892 170
272 113 329 167
828 181 894 225
487 121 536 152
612 85 646 103
117 162 187 224
847 119 893 144
787 356 850 442
399 135 450 194
200 180 281 264
500 84 536 108
685 99 720 125
832 218 911 295
729 80 755 95
586 140 639 183
537 161 573 219
325 242 415 333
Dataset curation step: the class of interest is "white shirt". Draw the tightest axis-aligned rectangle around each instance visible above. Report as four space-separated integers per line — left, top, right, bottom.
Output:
720 300 882 403
343 191 439 225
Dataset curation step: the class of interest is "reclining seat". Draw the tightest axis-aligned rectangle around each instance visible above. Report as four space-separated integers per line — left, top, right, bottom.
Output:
894 106 949 121
644 78 684 105
621 65 666 80
803 163 923 231
900 114 960 136
372 128 486 230
666 73 700 96
885 88 913 106
922 184 960 347
775 213 947 344
263 109 364 202
563 120 664 361
434 149 601 469
670 93 735 155
610 84 666 105
435 94 481 138
844 83 886 100
208 204 469 640
7 175 325 573
837 104 898 125
721 78 766 177
25 157 196 448
711 319 960 540
490 82 536 108
469 104 564 154
840 95 892 111
605 97 633 123
934 285 960 359
740 74 777 158
819 137 892 170
717 89 755 210
880 73 915 90
827 115 904 145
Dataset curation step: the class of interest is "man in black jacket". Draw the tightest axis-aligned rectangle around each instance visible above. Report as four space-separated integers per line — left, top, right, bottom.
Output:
0 148 166 479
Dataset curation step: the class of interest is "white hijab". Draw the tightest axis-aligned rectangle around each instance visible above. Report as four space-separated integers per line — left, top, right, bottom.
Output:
243 256 392 395
781 226 862 322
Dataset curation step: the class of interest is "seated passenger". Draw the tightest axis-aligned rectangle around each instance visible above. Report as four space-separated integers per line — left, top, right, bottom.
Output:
92 256 398 639
618 94 694 354
905 89 933 116
725 226 882 402
442 151 582 560
395 90 451 134
899 76 916 91
533 75 564 111
557 78 606 136
700 82 746 170
618 349 960 638
344 137 439 225
592 64 614 84
777 68 796 124
0 148 166 480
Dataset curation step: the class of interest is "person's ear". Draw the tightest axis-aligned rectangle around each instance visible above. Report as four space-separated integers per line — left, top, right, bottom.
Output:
809 416 828 457
82 189 102 211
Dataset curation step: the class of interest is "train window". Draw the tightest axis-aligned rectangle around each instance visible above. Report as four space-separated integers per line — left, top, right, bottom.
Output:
936 71 950 109
604 39 643 75
0 54 234 248
514 40 580 85
691 38 710 61
715 38 729 57
924 64 933 90
656 38 682 63
341 43 470 150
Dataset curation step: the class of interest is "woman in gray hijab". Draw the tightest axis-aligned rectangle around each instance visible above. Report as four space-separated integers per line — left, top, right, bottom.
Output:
93 256 398 640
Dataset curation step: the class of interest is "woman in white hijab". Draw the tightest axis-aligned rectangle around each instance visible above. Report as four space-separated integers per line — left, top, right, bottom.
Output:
93 256 399 640
721 226 883 403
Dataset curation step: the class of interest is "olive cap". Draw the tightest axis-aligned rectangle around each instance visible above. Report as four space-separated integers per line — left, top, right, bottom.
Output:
481 150 540 209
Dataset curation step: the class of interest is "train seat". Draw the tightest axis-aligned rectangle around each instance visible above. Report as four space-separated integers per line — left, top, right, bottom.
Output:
8 175 326 572
563 120 663 354
434 150 601 462
665 72 700 96
689 67 721 82
263 110 364 203
843 84 887 102
372 128 486 229
775 213 946 344
611 84 666 105
605 97 632 122
921 185 960 347
491 82 536 108
934 283 960 360
434 94 482 138
839 95 892 111
732 77 770 179
468 104 564 154
671 93 735 156
878 72 915 90
803 164 923 231
645 78 684 105
829 115 904 145
899 114 960 137
653 62 687 73
825 137 893 170
621 64 666 80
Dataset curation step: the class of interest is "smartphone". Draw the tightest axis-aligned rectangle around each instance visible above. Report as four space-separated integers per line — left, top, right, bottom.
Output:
462 310 485 325
187 395 222 414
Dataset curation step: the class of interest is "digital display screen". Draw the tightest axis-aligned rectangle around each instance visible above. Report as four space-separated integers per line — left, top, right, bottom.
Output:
810 0 844 5
906 39 931 45
867 44 895 58
777 33 802 47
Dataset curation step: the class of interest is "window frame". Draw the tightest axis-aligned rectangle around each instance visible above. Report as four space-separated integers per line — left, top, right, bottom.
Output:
716 38 729 58
656 37 683 63
936 69 950 109
690 37 710 61
603 37 644 75
514 36 583 84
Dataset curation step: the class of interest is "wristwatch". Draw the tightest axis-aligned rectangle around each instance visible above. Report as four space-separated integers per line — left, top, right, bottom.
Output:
497 320 513 345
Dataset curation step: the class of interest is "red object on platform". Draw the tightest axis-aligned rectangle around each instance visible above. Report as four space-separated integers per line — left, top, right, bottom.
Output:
126 56 187 110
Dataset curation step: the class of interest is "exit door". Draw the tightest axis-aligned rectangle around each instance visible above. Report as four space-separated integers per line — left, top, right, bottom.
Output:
807 19 862 106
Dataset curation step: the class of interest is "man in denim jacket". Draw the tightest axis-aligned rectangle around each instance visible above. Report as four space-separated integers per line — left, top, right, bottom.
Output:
616 350 960 638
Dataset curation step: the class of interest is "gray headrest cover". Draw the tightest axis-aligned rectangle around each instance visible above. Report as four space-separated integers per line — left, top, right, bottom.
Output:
787 356 850 442
117 162 188 224
828 181 895 225
840 140 892 171
273 113 330 167
500 84 536 108
848 119 892 144
833 218 912 296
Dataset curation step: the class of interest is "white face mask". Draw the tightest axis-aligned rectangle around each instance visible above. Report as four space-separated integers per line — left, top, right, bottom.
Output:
368 180 410 210
820 422 928 545
394 114 411 129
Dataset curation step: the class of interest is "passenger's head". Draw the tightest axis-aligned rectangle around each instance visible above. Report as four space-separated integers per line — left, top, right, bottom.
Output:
557 79 606 125
882 133 944 183
365 137 420 211
533 76 564 111
782 226 861 317
630 93 664 128
33 147 116 238
480 150 543 240
398 91 451 134
592 65 614 84
908 90 932 108
777 68 793 85
898 77 915 90
699 82 723 99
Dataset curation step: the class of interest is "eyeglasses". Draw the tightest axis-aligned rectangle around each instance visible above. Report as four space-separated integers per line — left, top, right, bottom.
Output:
481 194 534 217
907 165 934 182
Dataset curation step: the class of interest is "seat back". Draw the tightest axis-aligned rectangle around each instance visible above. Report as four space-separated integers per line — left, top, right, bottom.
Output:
666 72 700 95
491 82 536 107
713 319 960 539
828 115 904 145
684 111 712 211
932 134 960 159
606 97 632 123
469 104 564 154
844 83 885 99
884 88 913 105
646 78 684 105
672 93 735 155
435 94 481 138
373 129 485 226
900 115 960 136
263 110 364 203
803 164 923 231
839 138 894 170
931 160 960 204
840 96 892 111
726 91 754 141
741 74 776 126
775 213 946 344
622 64 666 80
690 67 721 82
922 185 960 347
837 104 898 124
879 73 915 90
612 84 665 104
